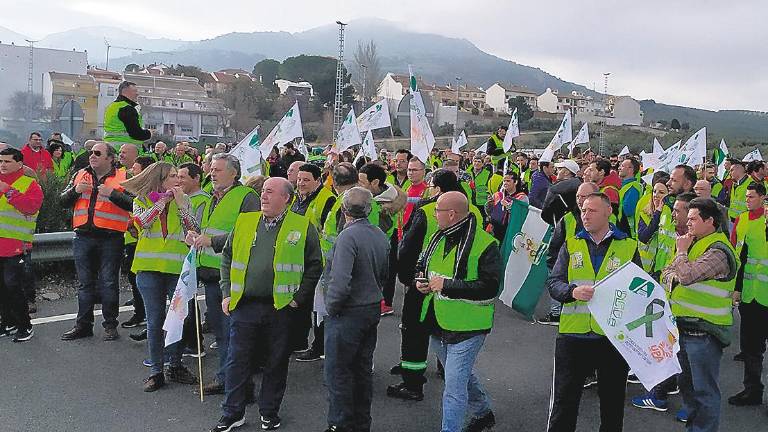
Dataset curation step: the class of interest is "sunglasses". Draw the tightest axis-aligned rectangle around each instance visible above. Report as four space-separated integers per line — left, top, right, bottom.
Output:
88 150 103 157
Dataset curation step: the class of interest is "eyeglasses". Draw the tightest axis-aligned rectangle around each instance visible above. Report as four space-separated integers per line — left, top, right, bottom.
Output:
88 150 103 157
434 208 454 214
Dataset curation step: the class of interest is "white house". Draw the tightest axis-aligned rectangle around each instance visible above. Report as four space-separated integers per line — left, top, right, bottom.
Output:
536 88 560 113
607 96 643 126
485 83 538 113
274 79 314 97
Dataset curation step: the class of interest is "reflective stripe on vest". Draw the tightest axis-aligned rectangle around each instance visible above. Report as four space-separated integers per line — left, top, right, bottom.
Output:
728 177 753 219
229 211 310 311
561 237 637 335
72 169 130 232
670 232 736 326
198 185 253 269
0 175 38 242
130 198 190 274
419 222 497 331
734 212 768 305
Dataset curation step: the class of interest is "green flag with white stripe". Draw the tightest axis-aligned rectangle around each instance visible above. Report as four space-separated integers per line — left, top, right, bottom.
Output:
498 200 553 319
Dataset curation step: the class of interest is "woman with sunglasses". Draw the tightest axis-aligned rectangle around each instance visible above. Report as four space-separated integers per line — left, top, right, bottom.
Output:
121 162 200 392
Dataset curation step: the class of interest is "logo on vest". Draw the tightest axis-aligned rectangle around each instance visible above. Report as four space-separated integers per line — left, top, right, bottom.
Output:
286 230 302 245
511 232 549 266
571 251 584 269
605 256 622 272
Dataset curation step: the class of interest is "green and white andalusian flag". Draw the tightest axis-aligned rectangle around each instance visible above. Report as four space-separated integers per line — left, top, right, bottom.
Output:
408 64 418 93
229 125 263 180
713 139 729 180
498 200 553 319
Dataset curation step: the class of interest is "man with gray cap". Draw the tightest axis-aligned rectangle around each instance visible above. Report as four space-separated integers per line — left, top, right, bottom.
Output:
323 186 390 432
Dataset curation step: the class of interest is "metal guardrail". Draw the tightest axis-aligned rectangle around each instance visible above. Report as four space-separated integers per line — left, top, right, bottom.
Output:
32 231 76 263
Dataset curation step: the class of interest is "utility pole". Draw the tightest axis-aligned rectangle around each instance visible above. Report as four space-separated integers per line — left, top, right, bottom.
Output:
25 39 38 121
360 63 367 106
333 21 347 142
455 76 462 137
598 72 610 156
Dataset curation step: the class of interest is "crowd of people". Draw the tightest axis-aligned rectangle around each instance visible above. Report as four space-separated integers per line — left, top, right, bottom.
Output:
0 80 766 432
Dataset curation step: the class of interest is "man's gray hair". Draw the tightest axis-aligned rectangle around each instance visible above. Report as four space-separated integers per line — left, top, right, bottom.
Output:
342 186 373 219
212 153 241 178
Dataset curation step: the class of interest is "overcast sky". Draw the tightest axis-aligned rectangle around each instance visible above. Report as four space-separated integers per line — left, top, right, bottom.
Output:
2 0 765 112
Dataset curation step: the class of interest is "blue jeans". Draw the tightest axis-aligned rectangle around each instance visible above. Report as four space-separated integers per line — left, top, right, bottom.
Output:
678 333 723 432
203 278 230 383
430 334 492 432
324 305 380 431
136 271 183 375
73 233 123 329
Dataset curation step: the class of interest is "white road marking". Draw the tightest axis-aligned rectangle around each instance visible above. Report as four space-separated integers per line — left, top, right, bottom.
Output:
30 295 207 325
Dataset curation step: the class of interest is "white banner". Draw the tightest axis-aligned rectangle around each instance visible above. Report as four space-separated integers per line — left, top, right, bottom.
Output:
229 125 263 180
337 107 362 152
410 91 435 163
588 262 682 391
540 111 572 162
655 127 706 173
451 130 468 154
163 250 198 347
357 99 392 132
619 145 630 157
743 148 763 162
503 109 520 152
259 101 303 155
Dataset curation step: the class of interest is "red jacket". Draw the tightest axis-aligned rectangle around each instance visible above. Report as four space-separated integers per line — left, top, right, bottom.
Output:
21 144 54 173
0 169 44 257
600 171 622 204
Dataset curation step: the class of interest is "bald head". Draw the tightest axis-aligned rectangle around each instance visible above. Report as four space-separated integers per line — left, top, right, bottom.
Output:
694 180 711 198
576 182 599 208
261 177 294 217
287 161 305 186
435 191 470 229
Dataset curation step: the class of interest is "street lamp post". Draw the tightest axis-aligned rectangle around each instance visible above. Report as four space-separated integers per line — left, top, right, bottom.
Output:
360 63 367 105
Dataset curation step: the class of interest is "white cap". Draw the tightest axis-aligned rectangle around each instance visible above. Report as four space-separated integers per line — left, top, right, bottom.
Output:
554 159 580 175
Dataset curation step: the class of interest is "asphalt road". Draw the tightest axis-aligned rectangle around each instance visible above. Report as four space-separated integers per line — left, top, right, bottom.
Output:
1 292 764 432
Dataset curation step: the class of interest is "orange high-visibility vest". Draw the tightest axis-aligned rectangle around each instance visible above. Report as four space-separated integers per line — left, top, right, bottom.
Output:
72 169 130 232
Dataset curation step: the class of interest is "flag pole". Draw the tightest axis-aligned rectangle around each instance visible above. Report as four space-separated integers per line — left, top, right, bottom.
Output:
194 292 204 402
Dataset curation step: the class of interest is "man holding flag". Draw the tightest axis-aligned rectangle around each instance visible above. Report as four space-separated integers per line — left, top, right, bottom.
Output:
546 192 641 432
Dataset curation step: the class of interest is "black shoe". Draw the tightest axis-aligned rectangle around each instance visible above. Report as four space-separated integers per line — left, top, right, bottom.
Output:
734 352 746 361
292 346 310 354
61 326 93 341
465 410 496 432
12 327 34 342
124 299 134 307
200 380 225 395
323 426 353 432
627 373 641 384
260 415 281 430
210 415 245 432
583 374 598 389
166 364 198 385
121 314 147 328
130 328 148 341
103 327 120 341
386 382 424 401
0 325 17 338
728 389 763 406
537 313 560 326
143 373 165 392
27 301 37 314
390 364 403 375
296 350 323 362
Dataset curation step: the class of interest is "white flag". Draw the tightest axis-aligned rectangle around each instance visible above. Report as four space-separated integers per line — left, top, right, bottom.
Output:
476 141 488 154
654 127 707 174
410 91 435 163
588 262 682 391
336 107 362 152
357 99 391 132
652 138 664 155
361 130 376 160
298 138 309 160
163 250 198 347
259 102 303 155
452 130 468 154
743 148 763 162
570 122 589 156
502 109 520 152
229 125 263 180
714 139 729 180
619 145 630 157
540 111 572 163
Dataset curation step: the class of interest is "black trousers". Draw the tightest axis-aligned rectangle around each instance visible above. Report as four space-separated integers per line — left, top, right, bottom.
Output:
0 255 30 330
398 285 430 389
548 335 629 432
310 317 325 354
123 243 144 319
739 301 768 393
382 233 398 307
289 301 312 352
222 301 294 419
22 250 35 303
324 305 380 431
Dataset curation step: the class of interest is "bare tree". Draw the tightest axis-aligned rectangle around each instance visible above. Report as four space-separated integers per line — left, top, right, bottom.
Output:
6 91 47 120
352 40 383 105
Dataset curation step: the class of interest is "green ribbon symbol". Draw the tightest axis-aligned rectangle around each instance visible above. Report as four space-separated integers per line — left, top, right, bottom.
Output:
626 298 665 338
